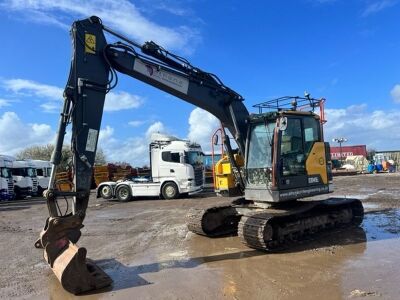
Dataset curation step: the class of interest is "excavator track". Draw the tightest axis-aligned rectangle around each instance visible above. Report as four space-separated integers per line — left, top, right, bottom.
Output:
238 198 364 251
186 204 241 237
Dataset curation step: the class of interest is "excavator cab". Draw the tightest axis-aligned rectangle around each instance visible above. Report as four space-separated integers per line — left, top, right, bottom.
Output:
245 97 331 203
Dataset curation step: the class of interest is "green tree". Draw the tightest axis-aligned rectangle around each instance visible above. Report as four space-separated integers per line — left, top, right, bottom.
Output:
95 148 107 165
16 144 107 171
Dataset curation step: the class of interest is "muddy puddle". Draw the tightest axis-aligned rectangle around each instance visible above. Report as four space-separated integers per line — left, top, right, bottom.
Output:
39 207 400 300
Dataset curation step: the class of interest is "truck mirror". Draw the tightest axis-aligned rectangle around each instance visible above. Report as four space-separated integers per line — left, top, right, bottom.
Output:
213 135 219 145
180 153 185 164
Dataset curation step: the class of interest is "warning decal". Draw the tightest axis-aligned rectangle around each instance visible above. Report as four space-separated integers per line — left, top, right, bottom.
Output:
85 33 96 54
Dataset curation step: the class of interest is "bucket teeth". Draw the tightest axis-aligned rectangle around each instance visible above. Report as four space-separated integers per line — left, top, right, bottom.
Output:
49 242 112 295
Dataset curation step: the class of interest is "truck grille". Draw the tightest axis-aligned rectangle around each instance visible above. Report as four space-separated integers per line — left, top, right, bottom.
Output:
194 168 203 187
7 180 13 194
32 178 38 193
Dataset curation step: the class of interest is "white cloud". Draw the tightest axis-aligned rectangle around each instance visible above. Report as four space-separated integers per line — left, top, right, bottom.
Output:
152 2 192 17
146 121 166 139
0 98 12 108
187 108 219 152
40 102 60 113
390 84 400 103
0 111 54 154
2 78 143 113
362 0 398 17
2 0 200 53
2 78 63 100
325 104 400 150
128 120 146 127
98 126 114 144
98 121 167 166
104 91 143 112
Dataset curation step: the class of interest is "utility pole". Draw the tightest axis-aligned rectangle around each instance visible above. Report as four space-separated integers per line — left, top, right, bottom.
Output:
332 137 347 166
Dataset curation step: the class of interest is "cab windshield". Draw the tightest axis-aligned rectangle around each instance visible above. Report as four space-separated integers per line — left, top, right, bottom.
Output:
186 151 203 166
246 121 275 185
0 167 12 178
26 168 37 177
247 122 275 169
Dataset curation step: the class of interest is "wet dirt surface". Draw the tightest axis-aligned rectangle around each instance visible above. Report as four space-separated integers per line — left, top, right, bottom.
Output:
0 173 399 299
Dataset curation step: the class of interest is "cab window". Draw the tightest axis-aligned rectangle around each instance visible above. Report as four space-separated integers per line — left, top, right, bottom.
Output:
280 116 321 177
280 118 304 176
303 117 320 155
161 151 180 163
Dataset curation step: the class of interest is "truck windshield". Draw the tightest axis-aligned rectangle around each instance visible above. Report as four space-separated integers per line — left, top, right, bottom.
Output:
186 151 203 166
0 167 12 178
26 168 37 177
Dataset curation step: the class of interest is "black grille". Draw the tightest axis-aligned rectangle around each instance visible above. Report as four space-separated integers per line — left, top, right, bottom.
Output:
32 178 38 192
7 180 13 193
194 168 203 187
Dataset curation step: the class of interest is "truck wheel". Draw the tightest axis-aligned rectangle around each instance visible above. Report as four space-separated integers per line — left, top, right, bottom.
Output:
162 182 179 200
116 185 131 202
100 185 113 199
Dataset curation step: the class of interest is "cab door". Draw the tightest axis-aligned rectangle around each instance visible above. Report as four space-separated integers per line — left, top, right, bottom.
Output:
277 115 321 190
159 151 184 182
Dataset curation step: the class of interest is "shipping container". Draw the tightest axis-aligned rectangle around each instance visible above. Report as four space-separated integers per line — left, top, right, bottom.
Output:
330 145 367 159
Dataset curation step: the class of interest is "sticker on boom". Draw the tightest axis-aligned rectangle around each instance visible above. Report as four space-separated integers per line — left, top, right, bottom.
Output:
85 33 96 54
86 129 98 152
133 59 189 94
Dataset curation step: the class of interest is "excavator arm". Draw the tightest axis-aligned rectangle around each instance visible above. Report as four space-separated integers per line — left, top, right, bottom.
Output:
37 16 249 294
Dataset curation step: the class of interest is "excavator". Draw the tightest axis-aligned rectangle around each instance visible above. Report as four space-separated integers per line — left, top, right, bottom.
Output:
36 16 364 294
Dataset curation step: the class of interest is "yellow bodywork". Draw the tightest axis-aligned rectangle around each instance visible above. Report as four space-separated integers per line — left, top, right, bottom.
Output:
305 142 328 184
214 154 244 196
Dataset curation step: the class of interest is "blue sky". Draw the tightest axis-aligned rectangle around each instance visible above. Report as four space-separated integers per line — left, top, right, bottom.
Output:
0 0 399 165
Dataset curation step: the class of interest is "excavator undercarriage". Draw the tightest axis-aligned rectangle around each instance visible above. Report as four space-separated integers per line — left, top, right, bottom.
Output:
187 198 364 251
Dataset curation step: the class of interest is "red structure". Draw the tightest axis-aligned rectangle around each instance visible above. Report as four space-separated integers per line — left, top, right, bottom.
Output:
330 145 367 159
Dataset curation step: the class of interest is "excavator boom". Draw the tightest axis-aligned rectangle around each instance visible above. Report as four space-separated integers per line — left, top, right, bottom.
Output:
37 16 249 294
36 16 363 295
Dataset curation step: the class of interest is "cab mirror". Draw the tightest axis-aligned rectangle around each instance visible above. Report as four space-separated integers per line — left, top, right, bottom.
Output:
279 117 288 131
179 153 185 164
213 135 219 145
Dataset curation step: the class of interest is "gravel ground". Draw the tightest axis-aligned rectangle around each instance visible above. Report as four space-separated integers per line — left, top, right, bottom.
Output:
0 173 399 299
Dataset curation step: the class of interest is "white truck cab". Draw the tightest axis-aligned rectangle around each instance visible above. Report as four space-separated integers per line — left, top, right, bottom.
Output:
97 133 204 201
0 155 14 200
11 159 38 199
30 160 52 196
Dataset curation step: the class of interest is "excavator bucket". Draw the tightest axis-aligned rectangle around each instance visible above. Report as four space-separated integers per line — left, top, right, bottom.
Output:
45 242 112 295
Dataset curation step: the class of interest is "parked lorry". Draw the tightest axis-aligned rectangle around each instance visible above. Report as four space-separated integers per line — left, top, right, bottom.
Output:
0 155 14 200
11 159 38 199
97 133 204 201
30 160 52 196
